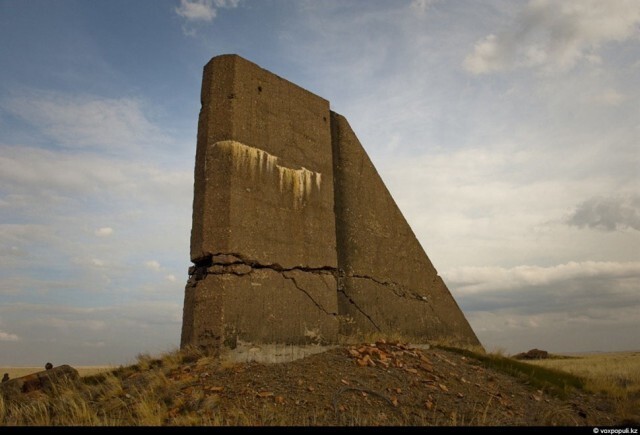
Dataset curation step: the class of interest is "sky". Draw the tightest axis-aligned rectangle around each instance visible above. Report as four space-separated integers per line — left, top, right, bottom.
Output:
0 0 638 366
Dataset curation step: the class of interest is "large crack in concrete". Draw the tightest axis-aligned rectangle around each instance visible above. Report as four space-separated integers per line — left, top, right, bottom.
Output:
337 288 381 332
350 274 432 304
192 252 336 275
190 253 338 317
281 272 336 316
189 252 429 331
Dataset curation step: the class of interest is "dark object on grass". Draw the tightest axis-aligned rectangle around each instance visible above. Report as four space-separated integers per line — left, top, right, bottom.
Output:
513 348 549 360
0 365 80 401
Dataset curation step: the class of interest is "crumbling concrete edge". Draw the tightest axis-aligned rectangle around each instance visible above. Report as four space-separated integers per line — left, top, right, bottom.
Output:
189 252 435 330
219 340 339 364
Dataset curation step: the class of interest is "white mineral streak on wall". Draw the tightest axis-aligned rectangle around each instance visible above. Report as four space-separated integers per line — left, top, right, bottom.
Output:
277 166 319 208
215 140 321 208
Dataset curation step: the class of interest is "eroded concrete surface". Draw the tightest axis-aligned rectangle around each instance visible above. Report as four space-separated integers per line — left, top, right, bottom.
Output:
181 55 482 356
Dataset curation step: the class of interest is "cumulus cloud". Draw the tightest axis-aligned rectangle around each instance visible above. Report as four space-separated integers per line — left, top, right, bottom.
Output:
0 330 20 341
446 260 640 352
94 227 114 237
175 0 240 22
0 144 192 204
446 260 640 294
467 307 640 353
592 88 627 106
566 195 640 231
91 258 106 268
2 92 166 151
464 0 640 74
145 260 162 271
30 317 108 332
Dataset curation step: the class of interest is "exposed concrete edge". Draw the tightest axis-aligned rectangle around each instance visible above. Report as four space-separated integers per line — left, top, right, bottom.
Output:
218 341 431 365
219 341 339 364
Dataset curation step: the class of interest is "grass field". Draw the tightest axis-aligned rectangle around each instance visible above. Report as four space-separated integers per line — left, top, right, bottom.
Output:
1 366 114 380
527 351 640 396
527 351 640 421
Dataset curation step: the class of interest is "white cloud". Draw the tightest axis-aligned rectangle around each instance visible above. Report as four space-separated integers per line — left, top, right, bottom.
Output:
0 330 20 341
91 258 106 268
175 0 240 22
0 144 192 204
175 0 217 21
145 260 162 271
592 88 627 106
446 261 640 294
30 317 108 332
2 92 166 151
378 139 640 270
448 260 640 353
467 308 640 354
464 0 640 74
94 227 114 237
165 274 177 282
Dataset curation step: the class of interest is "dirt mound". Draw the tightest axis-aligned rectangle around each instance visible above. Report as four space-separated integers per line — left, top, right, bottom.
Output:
1 343 621 426
164 343 611 426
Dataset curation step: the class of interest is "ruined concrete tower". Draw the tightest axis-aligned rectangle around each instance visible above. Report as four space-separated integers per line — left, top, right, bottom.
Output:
181 55 481 354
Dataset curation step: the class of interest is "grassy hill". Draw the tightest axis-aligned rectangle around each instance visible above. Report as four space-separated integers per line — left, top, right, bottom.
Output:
1 343 638 426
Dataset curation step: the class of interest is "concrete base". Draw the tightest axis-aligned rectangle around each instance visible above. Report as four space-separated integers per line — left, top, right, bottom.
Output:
219 341 338 364
181 267 340 353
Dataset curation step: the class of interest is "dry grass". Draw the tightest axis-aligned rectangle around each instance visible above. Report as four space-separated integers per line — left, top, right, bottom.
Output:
1 367 114 379
1 346 635 426
439 345 586 398
527 351 640 421
1 349 203 426
527 351 640 396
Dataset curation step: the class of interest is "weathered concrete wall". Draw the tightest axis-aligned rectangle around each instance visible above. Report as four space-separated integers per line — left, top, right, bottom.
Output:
190 55 336 269
181 54 481 354
331 112 480 346
182 55 339 351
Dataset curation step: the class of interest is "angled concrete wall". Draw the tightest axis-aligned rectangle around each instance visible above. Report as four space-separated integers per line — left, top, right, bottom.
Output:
331 113 480 346
181 54 481 354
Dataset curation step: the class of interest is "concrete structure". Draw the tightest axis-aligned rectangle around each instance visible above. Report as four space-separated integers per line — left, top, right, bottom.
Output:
181 55 481 355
